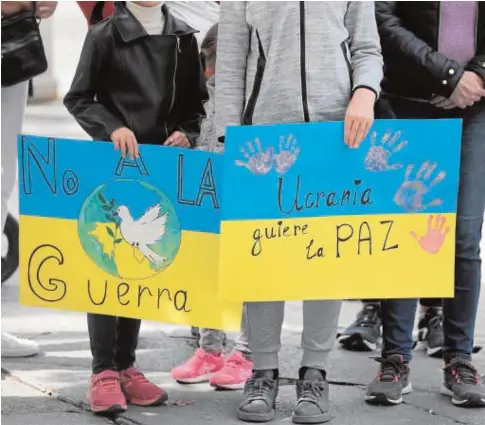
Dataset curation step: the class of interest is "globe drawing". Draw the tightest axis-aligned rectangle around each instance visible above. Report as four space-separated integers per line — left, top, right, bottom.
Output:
78 179 181 280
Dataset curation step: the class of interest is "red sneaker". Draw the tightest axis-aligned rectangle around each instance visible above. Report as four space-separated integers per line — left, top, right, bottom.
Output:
88 370 127 414
120 367 168 406
210 351 253 390
171 348 225 384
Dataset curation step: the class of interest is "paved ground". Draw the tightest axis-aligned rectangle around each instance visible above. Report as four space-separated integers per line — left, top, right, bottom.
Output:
2 2 485 425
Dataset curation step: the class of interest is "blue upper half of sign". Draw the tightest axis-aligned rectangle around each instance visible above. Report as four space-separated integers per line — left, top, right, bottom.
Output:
221 119 462 221
18 136 222 234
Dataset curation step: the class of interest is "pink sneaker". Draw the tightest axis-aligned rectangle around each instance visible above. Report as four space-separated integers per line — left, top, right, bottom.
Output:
120 367 168 406
171 348 225 384
88 370 127 414
210 351 253 390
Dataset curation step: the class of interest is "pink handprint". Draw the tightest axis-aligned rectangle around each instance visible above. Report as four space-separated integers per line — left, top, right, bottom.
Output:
410 214 450 254
235 138 273 175
273 134 300 174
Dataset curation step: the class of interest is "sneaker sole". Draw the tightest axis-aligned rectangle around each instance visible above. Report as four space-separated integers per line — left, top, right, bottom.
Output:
427 346 444 358
211 382 246 391
127 391 168 407
90 403 127 414
440 385 485 407
174 373 217 384
237 408 275 423
364 383 413 406
291 412 332 424
338 333 379 352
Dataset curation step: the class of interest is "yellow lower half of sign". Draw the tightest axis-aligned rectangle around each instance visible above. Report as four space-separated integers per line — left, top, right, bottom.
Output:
219 213 456 302
20 215 242 331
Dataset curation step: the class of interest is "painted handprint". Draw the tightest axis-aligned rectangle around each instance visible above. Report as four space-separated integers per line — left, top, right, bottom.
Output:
235 138 273 175
273 134 300 174
364 130 408 172
394 161 446 212
411 214 450 254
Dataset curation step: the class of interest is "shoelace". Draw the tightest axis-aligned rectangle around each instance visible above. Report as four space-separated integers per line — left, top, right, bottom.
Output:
98 377 121 394
355 307 379 328
246 378 275 400
444 360 480 385
375 357 405 383
299 381 325 401
126 371 151 386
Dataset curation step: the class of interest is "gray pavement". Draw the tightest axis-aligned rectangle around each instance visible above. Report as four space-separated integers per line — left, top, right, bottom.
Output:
2 2 485 424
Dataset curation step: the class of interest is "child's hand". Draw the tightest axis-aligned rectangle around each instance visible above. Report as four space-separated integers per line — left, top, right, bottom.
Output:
111 127 139 159
344 88 376 149
164 131 190 148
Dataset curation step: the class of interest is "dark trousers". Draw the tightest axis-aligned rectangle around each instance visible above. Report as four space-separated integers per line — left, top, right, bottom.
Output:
380 98 485 362
364 298 441 307
88 313 141 374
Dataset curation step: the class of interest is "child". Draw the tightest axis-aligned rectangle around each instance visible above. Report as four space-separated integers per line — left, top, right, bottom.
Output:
171 23 254 390
216 2 383 423
64 1 207 414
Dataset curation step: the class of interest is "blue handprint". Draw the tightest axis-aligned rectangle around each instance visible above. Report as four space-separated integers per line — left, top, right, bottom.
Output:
394 162 446 212
273 134 300 174
235 138 273 175
364 130 408 172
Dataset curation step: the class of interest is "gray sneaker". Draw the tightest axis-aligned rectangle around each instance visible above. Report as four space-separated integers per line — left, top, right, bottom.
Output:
237 370 278 422
365 355 412 405
292 368 331 424
441 358 485 407
416 308 444 358
338 304 381 351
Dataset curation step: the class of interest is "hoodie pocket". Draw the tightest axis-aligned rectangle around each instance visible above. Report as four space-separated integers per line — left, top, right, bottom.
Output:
340 41 353 86
242 30 266 125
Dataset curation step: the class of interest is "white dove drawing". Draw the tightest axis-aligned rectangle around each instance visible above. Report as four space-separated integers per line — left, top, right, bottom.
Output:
115 204 169 266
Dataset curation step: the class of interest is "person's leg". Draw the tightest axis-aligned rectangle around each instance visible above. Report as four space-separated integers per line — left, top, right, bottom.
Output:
292 300 341 424
116 318 166 406
237 301 283 423
1 82 27 229
417 299 444 358
441 102 485 407
366 98 444 406
210 304 254 390
0 82 39 358
88 313 118 373
115 317 141 370
171 327 225 384
87 313 127 413
338 300 381 352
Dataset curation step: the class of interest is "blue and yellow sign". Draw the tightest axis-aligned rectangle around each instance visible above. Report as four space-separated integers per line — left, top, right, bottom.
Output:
219 120 462 302
18 135 242 330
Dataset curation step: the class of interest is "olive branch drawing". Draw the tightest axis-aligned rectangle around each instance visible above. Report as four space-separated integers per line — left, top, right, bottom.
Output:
98 193 122 245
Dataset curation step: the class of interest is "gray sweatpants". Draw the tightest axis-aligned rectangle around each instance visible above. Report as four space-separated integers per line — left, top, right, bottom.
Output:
197 304 251 357
1 81 28 230
247 300 342 371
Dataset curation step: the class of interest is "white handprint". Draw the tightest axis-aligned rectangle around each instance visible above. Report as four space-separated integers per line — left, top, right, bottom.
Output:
394 162 446 212
235 138 273 175
273 134 300 174
364 130 407 172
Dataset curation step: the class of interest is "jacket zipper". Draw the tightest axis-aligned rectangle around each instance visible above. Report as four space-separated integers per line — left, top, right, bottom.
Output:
340 41 353 84
168 37 181 116
241 30 266 125
299 1 310 122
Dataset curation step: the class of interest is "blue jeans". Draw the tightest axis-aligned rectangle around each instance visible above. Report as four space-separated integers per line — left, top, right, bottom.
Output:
381 98 485 362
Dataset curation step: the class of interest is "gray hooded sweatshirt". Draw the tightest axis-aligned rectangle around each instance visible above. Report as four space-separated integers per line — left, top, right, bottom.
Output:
215 1 383 138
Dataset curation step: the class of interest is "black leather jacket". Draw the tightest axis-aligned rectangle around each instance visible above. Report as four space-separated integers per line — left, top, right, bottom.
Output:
64 2 207 146
375 2 485 100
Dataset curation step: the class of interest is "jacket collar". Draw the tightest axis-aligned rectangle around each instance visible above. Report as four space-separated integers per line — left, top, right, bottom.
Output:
113 2 197 43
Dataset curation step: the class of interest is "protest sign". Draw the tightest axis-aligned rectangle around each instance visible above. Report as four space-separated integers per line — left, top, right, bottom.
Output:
219 119 462 302
18 135 241 330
